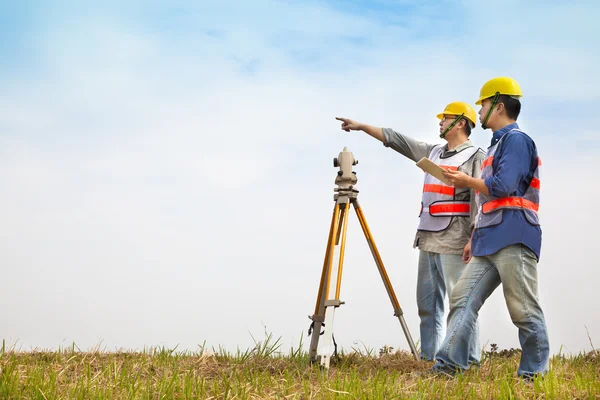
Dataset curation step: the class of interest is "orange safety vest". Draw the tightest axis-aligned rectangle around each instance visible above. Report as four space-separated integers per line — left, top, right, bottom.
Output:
475 129 541 229
418 144 483 232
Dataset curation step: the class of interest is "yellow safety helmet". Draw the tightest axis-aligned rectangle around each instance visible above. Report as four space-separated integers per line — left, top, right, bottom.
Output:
436 101 477 128
475 76 523 105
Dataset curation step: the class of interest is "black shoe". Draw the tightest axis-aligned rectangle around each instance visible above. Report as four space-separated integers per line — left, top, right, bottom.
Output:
412 366 457 378
432 365 459 378
520 372 544 383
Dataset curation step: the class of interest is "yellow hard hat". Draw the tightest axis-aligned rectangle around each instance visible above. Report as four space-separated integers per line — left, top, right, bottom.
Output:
475 77 522 105
436 101 477 127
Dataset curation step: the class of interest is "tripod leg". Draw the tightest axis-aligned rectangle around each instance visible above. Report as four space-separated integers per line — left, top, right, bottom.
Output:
352 199 420 360
334 201 350 300
318 202 350 369
308 202 340 363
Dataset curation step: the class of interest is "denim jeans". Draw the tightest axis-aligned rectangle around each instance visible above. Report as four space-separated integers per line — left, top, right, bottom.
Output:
433 244 550 377
417 250 480 362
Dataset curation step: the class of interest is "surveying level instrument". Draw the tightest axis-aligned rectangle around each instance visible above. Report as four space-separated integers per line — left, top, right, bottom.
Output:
307 147 419 369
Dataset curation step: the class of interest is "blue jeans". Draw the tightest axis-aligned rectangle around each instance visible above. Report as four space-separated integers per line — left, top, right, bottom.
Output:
433 244 550 377
417 251 480 362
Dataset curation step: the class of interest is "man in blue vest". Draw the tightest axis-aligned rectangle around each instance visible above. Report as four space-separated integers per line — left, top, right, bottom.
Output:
336 102 484 363
437 77 550 380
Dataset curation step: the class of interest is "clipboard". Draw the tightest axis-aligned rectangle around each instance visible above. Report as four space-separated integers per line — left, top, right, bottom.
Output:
416 157 452 186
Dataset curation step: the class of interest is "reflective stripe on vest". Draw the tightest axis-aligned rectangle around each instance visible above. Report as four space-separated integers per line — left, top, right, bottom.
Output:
481 156 494 170
425 201 471 216
423 184 454 196
475 129 541 229
417 144 482 232
480 155 541 172
482 197 539 214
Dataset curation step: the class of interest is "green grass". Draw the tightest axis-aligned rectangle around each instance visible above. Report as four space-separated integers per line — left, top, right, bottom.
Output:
1 337 598 399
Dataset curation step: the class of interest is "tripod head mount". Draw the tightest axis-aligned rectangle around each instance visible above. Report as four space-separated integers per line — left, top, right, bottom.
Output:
333 147 358 196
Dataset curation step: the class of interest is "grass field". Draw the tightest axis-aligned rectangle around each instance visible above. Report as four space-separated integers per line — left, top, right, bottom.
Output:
1 335 598 399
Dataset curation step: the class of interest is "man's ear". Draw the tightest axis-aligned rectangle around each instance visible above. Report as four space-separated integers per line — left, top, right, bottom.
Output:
496 102 505 114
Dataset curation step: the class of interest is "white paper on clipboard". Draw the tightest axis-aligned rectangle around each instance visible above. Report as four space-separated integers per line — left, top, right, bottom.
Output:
415 157 453 186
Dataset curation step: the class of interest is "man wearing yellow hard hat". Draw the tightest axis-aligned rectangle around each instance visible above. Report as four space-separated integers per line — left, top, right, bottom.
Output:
335 102 484 363
436 77 550 380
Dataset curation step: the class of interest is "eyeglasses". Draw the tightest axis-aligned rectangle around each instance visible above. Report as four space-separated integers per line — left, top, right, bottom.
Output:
441 116 458 123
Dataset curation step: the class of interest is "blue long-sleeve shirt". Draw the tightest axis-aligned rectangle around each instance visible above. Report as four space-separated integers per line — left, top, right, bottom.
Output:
471 123 542 260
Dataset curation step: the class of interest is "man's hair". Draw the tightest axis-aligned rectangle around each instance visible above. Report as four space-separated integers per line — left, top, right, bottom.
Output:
497 95 521 120
462 119 472 137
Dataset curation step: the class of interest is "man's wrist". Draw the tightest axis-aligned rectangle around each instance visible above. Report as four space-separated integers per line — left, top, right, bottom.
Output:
467 176 476 189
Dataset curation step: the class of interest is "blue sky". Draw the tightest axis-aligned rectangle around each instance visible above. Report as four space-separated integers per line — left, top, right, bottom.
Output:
1 1 600 356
